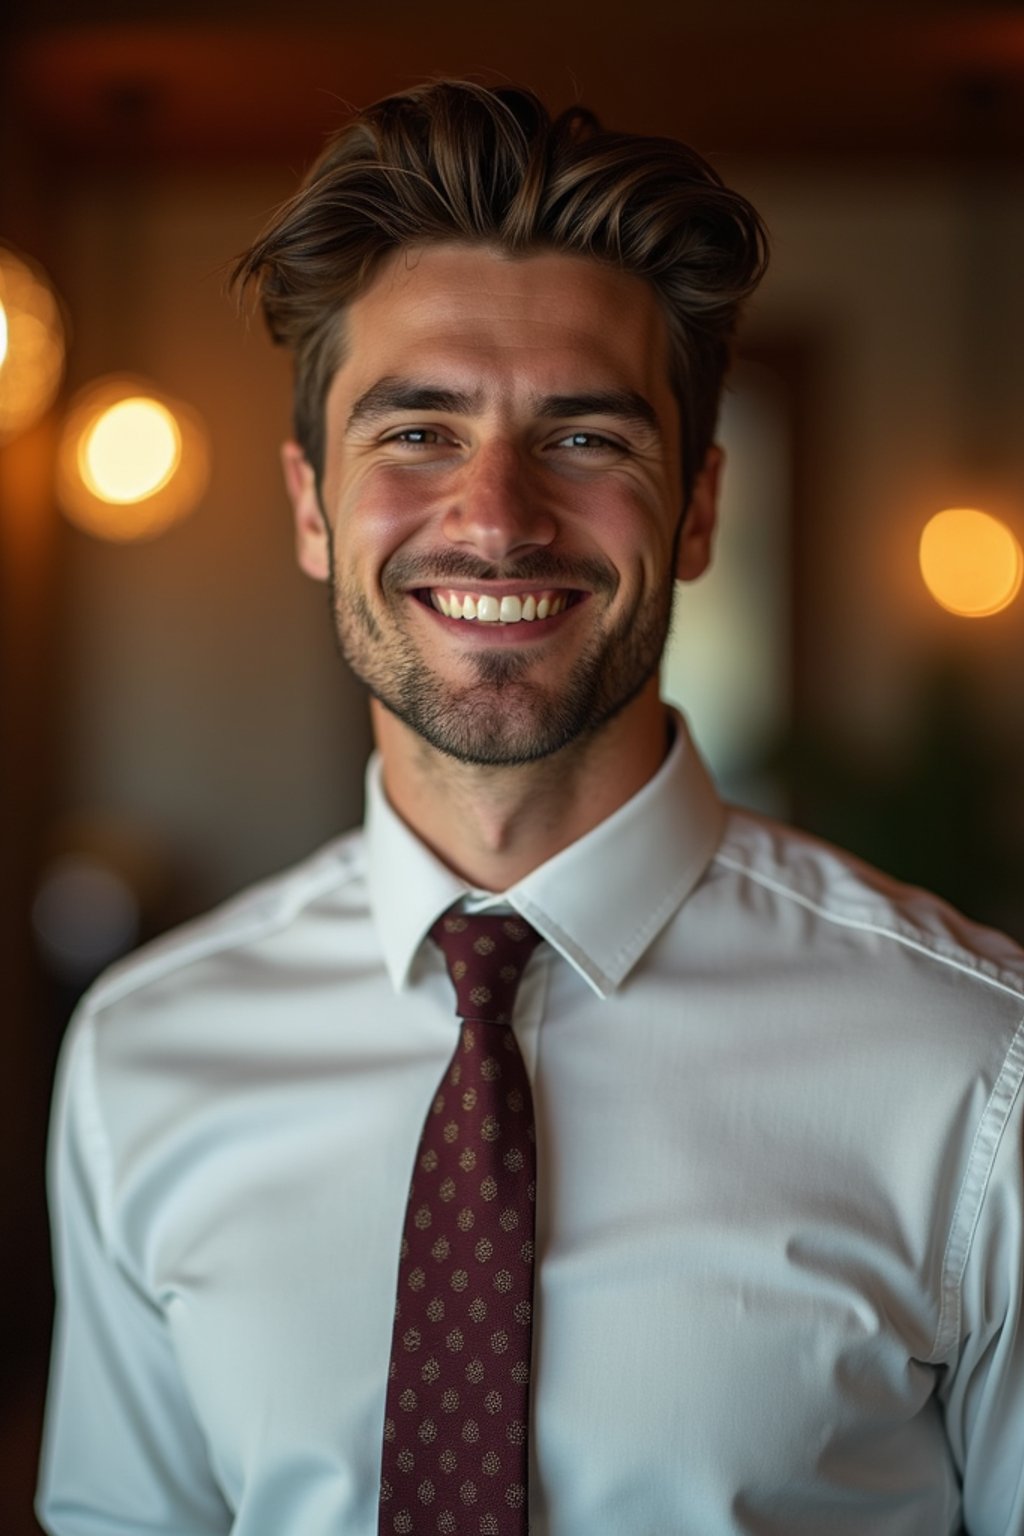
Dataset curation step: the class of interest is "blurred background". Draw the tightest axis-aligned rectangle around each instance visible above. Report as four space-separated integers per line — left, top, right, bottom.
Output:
3 1 1024 1527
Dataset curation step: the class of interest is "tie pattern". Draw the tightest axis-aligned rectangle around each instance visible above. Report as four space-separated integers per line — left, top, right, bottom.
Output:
379 912 543 1535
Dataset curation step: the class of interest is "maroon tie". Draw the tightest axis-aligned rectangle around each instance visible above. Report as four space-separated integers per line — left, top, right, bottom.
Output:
379 912 543 1535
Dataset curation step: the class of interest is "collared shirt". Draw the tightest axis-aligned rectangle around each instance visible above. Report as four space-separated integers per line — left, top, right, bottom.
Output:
38 717 1024 1535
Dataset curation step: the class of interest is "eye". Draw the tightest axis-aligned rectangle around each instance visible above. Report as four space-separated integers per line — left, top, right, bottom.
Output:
552 430 622 454
383 427 452 448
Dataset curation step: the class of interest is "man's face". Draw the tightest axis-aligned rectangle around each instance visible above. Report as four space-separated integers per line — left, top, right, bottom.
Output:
285 243 717 766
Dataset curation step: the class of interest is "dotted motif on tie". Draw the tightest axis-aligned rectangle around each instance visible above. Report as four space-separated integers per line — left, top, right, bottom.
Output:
379 913 542 1535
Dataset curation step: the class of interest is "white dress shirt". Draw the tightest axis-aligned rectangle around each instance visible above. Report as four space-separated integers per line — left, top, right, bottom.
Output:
38 716 1024 1535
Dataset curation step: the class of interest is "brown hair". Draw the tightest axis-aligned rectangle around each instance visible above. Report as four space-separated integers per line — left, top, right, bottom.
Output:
232 80 768 504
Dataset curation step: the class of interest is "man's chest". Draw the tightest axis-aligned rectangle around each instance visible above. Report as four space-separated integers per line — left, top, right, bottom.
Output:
126 982 964 1534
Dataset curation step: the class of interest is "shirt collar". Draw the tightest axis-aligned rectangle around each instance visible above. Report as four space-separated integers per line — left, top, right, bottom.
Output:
366 711 726 999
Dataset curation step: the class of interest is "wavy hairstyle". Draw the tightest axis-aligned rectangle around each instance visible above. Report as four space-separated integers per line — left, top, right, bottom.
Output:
232 80 769 505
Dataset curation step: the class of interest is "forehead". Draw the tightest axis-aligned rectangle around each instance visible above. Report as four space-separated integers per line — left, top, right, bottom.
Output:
331 243 674 410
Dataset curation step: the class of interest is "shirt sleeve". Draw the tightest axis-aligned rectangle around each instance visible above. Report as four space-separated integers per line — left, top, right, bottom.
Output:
37 1012 233 1536
940 1055 1024 1536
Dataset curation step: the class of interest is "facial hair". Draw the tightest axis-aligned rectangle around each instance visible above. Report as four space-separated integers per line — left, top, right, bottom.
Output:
326 544 677 768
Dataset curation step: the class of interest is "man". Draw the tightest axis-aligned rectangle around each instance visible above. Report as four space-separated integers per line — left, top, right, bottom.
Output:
39 81 1024 1535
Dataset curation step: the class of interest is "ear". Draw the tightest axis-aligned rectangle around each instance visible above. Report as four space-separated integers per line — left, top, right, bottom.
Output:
675 443 723 583
281 441 330 582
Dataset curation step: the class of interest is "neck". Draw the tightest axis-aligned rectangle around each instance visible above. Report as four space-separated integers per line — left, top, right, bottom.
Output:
372 682 671 891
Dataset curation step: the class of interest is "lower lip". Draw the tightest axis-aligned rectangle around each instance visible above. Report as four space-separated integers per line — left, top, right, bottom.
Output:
411 595 586 642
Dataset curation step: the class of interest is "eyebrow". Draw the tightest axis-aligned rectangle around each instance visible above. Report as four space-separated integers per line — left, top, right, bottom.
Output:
346 379 483 432
534 391 661 437
346 378 662 439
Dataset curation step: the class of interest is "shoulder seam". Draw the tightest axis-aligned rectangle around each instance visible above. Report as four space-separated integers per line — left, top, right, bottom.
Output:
712 850 1024 1004
81 848 363 1017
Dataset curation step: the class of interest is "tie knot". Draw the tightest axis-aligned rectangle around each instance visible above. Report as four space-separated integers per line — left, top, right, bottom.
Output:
430 912 542 1024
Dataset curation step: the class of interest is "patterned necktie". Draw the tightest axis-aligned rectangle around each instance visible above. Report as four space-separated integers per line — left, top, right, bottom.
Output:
379 911 543 1536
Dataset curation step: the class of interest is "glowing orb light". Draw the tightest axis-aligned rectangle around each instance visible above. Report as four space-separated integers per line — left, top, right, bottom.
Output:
57 376 210 541
79 396 182 503
0 244 66 441
919 507 1023 618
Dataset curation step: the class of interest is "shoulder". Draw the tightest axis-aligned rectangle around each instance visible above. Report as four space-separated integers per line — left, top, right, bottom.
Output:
713 806 1024 1006
76 827 370 1023
49 829 375 1217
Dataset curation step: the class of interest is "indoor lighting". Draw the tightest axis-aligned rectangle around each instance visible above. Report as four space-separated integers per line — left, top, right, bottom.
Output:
919 507 1023 618
0 244 66 442
78 395 182 503
56 376 210 542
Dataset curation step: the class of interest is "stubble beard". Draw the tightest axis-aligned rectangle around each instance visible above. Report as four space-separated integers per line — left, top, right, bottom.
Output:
327 549 676 768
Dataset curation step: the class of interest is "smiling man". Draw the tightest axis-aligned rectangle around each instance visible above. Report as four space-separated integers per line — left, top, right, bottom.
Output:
281 240 718 884
39 83 1024 1536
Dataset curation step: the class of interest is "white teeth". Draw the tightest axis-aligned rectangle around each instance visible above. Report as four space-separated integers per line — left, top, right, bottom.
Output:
429 590 572 623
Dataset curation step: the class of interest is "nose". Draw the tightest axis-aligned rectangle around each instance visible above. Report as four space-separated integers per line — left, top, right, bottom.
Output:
441 441 556 563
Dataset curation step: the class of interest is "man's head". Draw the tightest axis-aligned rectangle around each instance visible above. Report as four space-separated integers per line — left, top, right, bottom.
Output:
232 80 767 511
233 82 769 771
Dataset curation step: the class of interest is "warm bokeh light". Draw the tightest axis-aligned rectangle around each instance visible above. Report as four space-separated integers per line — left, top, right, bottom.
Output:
919 507 1023 618
78 396 182 503
0 244 66 441
56 375 210 541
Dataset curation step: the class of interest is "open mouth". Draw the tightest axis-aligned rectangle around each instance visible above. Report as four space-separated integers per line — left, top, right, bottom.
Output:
418 588 582 625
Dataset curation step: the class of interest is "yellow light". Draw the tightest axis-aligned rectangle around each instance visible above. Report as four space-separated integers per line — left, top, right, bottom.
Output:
78 396 182 503
0 245 66 441
57 376 210 542
919 507 1023 618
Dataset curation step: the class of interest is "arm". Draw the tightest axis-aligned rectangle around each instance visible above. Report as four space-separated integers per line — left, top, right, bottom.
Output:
37 1014 232 1535
940 1059 1024 1536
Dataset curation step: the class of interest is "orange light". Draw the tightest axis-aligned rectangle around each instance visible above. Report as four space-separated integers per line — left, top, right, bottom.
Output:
0 245 66 441
56 376 210 542
78 396 182 503
919 507 1023 618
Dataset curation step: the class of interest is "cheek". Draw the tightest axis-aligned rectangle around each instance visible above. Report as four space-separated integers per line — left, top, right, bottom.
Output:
340 469 445 553
332 473 436 567
585 493 676 586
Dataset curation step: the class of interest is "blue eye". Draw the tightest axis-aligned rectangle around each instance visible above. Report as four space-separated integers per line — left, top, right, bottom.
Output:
556 432 618 452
